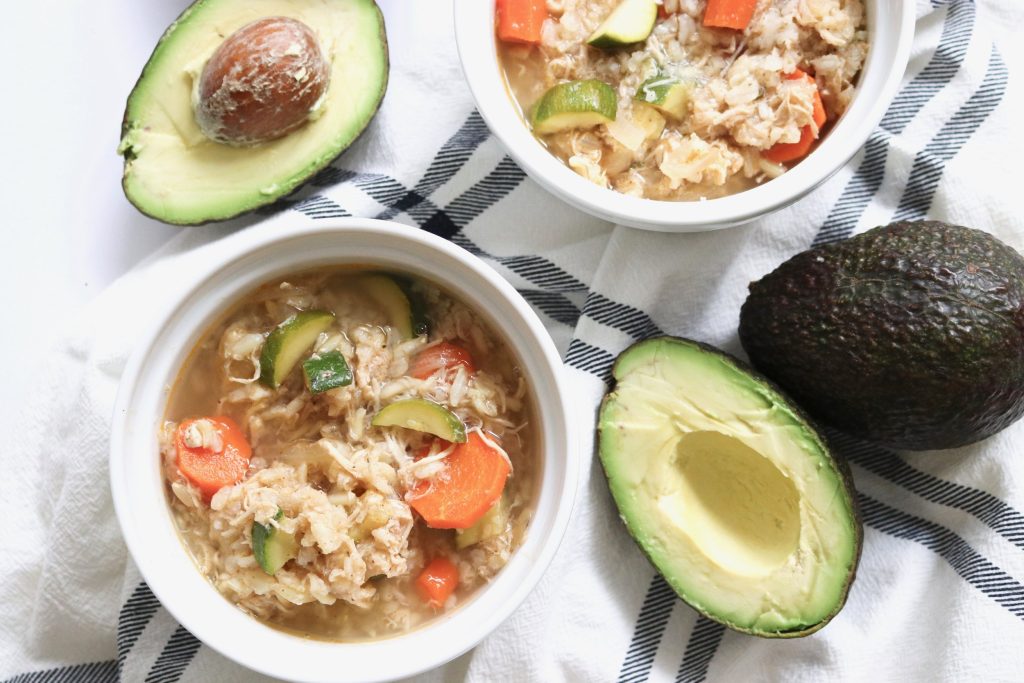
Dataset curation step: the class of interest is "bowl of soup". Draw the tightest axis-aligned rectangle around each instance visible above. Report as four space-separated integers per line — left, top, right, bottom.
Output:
454 0 915 231
109 218 577 682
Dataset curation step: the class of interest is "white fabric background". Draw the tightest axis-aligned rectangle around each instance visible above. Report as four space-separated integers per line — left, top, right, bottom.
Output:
3 0 1024 681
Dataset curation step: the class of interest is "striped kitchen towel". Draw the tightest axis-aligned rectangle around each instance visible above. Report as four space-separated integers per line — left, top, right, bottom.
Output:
3 0 1024 681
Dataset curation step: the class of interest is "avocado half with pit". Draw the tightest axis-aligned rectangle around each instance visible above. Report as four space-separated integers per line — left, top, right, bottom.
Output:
598 337 861 637
117 0 388 225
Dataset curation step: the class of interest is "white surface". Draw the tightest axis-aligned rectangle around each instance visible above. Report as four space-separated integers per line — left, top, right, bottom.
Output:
455 0 913 231
5 1 1024 682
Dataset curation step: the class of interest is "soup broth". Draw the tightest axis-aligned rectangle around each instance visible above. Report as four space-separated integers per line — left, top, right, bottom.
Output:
161 266 537 640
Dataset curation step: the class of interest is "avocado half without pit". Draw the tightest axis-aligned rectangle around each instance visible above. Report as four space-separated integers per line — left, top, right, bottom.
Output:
118 0 389 225
598 337 861 637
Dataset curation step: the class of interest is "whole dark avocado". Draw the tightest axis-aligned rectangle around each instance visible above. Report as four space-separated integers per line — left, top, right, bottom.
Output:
739 220 1024 451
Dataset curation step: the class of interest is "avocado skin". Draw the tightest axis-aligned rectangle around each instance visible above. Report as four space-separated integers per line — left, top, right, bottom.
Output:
119 0 389 226
739 221 1024 451
598 337 862 638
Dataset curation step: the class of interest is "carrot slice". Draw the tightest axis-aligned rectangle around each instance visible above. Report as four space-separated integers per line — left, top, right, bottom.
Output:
764 70 828 164
497 0 548 44
415 557 460 608
763 125 816 164
786 70 827 129
409 432 510 529
410 342 476 380
703 0 759 30
174 416 251 500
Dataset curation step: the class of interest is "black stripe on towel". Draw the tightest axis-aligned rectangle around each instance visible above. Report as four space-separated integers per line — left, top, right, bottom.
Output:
477 250 591 293
117 582 161 669
618 576 678 683
424 156 527 239
518 289 582 328
581 293 664 341
860 494 1024 620
812 132 890 247
833 433 1024 551
144 625 202 683
563 338 617 386
380 110 492 224
1 660 118 683
882 0 975 134
813 0 977 246
366 110 491 225
293 193 351 220
349 156 587 306
892 46 1008 221
675 617 727 683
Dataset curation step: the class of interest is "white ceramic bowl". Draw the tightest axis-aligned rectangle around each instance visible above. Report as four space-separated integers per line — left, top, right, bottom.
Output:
109 218 577 683
454 0 915 232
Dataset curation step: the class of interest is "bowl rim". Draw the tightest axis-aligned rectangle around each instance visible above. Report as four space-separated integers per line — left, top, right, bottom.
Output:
109 217 578 683
453 0 916 232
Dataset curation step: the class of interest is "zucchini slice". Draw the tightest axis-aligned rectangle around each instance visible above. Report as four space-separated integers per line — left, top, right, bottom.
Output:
455 495 509 549
587 0 658 49
260 311 335 388
635 71 697 120
531 80 618 136
371 398 467 442
252 510 299 576
303 350 353 394
358 274 420 340
394 276 430 337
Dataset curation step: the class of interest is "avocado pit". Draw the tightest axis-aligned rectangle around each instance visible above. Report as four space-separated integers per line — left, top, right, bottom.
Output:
194 16 330 146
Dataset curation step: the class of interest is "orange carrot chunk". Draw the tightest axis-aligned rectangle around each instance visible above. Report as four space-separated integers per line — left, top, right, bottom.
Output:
410 342 476 380
786 70 827 129
416 557 460 608
703 0 759 30
174 416 251 500
764 70 828 164
409 432 510 529
497 0 548 45
763 125 816 164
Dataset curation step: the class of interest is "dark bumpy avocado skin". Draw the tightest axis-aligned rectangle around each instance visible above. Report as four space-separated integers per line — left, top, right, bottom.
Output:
739 221 1024 451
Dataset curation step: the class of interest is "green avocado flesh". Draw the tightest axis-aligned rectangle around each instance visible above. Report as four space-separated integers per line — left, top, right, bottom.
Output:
531 80 617 136
598 337 861 637
587 0 658 49
118 0 388 225
739 221 1024 451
